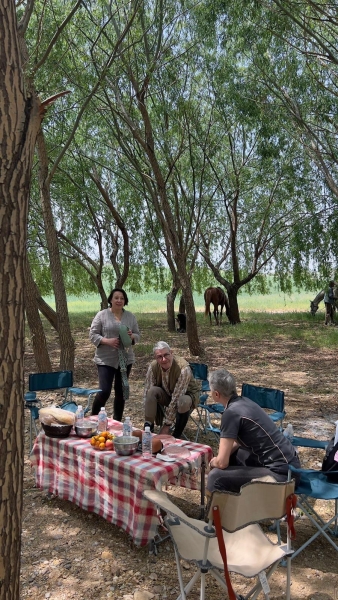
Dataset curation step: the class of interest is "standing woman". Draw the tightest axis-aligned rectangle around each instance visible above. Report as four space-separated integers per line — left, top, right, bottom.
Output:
90 288 140 420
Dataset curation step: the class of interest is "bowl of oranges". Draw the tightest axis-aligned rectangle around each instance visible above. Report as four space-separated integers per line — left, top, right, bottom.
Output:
90 431 115 451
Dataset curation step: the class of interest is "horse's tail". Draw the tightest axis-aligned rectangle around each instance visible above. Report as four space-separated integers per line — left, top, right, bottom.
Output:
204 289 211 318
224 291 231 320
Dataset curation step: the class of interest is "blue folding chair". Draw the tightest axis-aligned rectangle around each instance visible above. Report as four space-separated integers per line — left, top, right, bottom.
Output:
288 464 338 560
24 370 101 451
189 362 224 441
241 383 286 430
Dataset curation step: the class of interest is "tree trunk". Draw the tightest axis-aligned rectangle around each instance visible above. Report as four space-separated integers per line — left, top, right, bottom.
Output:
179 269 203 356
179 295 185 314
36 128 75 370
0 2 41 596
167 287 178 331
227 285 241 324
25 259 52 372
36 294 58 330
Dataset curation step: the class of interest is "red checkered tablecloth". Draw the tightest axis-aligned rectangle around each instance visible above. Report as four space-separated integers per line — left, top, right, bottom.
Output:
30 420 213 547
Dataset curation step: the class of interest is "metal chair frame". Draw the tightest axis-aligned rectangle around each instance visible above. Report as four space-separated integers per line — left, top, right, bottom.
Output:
144 479 296 600
24 370 101 451
289 464 338 560
188 362 222 442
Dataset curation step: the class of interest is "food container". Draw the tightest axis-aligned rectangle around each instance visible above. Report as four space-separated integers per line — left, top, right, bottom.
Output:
75 421 98 438
41 422 73 439
113 435 139 456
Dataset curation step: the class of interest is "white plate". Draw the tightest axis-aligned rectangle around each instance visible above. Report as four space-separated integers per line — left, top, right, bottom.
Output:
162 445 191 459
155 453 176 463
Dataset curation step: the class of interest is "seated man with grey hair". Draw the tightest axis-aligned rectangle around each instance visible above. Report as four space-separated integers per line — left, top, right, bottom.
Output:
143 341 200 438
207 369 301 493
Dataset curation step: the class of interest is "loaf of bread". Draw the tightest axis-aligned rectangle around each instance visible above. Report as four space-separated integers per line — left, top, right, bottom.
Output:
39 406 75 426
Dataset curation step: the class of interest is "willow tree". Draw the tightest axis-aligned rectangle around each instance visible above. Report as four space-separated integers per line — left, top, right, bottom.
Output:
83 0 214 355
201 0 338 289
23 0 140 368
0 0 42 597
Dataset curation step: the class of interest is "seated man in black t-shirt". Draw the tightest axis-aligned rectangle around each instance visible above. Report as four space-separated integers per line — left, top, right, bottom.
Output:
207 369 301 493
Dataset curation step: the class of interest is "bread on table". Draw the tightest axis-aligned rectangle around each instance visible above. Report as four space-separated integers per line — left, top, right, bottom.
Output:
39 406 75 426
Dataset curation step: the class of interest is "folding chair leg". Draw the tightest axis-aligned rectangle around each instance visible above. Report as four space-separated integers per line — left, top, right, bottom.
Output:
28 409 39 453
83 392 96 415
286 556 291 600
291 505 338 559
209 569 230 592
243 562 280 600
175 546 188 600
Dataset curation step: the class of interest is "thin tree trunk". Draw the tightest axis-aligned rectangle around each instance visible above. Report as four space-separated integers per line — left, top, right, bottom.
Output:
36 128 75 370
0 2 41 595
167 287 178 331
36 294 58 330
179 269 203 356
25 259 52 372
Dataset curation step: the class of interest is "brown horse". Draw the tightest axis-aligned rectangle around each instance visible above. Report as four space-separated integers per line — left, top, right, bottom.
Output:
204 287 230 325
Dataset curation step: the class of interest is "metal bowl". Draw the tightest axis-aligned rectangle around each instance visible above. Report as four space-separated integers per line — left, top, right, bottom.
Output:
114 435 139 456
75 421 98 438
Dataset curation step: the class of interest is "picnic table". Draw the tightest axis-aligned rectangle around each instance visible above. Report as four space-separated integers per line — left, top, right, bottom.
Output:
30 419 213 547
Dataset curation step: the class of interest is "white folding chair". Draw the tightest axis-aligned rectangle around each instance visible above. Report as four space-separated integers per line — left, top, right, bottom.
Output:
144 479 296 600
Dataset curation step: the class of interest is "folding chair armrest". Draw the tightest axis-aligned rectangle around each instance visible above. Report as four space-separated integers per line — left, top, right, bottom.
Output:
291 437 328 449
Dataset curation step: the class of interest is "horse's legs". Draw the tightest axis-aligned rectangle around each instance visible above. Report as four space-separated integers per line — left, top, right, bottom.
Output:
213 304 219 325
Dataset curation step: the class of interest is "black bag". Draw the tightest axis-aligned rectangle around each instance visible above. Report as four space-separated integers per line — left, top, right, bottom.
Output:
322 437 338 482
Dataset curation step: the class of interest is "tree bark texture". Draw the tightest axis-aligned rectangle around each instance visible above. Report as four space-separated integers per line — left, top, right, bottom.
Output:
25 259 52 372
166 287 178 331
227 285 241 325
178 295 185 314
0 2 41 597
179 270 204 357
36 293 58 330
36 128 75 370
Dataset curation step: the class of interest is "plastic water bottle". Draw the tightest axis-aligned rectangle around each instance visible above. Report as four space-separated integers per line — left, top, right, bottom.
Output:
97 407 108 433
142 426 152 458
283 423 294 442
75 405 84 427
123 416 132 437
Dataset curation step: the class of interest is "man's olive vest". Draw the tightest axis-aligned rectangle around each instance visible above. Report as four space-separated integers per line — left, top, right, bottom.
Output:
151 356 200 407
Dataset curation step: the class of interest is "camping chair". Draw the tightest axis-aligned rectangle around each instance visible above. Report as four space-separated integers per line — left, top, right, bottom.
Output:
241 383 286 430
288 464 338 560
24 370 101 451
144 479 296 600
189 362 224 441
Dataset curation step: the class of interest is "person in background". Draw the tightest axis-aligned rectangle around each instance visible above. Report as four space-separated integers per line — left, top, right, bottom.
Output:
324 280 336 326
144 341 200 438
90 288 140 420
207 369 301 493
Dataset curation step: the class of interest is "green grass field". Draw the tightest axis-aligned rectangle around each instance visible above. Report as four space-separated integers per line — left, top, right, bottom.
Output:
39 288 338 350
45 288 316 314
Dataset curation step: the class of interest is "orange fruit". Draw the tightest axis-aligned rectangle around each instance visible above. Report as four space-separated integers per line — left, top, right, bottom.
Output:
99 442 105 450
98 436 105 443
90 438 96 446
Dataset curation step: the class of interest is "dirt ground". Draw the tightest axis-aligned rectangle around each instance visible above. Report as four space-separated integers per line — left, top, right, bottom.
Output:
21 316 338 599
